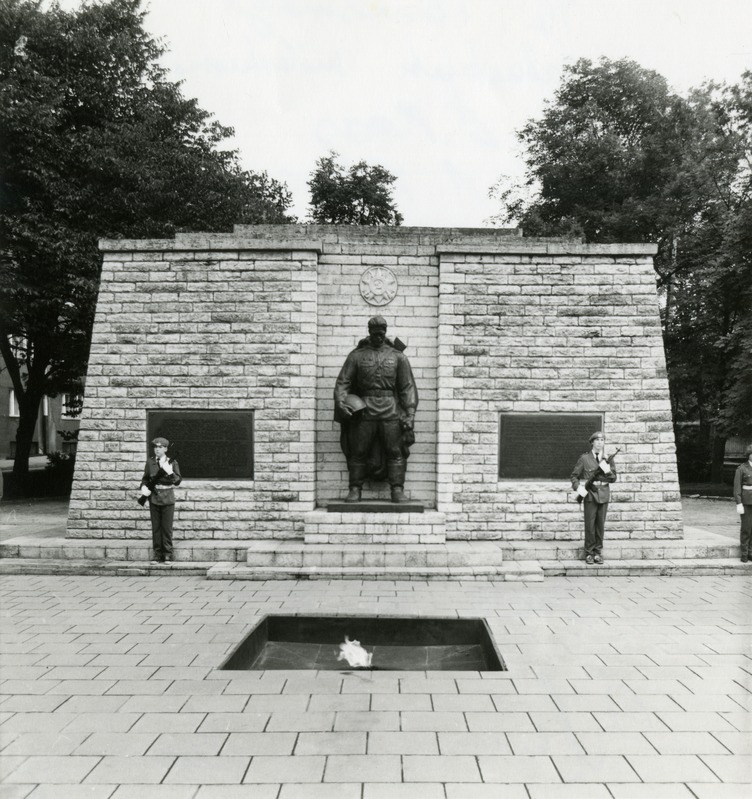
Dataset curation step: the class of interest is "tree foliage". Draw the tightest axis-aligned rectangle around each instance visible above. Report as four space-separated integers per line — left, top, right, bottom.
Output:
0 0 293 474
308 151 403 225
493 58 752 479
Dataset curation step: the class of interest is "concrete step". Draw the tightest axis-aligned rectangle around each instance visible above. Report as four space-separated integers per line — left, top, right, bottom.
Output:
0 558 211 576
540 558 752 577
245 540 507 569
0 536 249 563
500 538 740 561
207 561 544 582
2 553 747 579
3 535 746 579
6 535 737 565
303 509 446 544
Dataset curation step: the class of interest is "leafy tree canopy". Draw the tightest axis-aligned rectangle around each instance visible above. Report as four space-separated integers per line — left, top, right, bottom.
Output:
492 58 752 477
0 0 293 474
308 151 403 225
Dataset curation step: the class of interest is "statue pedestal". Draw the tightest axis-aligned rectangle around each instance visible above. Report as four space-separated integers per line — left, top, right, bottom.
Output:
216 511 541 581
304 510 444 544
327 501 424 514
207 508 540 582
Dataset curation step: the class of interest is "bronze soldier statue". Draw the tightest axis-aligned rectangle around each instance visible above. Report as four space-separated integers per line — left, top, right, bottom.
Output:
334 316 418 503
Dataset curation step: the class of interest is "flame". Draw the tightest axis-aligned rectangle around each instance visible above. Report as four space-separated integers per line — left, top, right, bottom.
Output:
337 635 373 668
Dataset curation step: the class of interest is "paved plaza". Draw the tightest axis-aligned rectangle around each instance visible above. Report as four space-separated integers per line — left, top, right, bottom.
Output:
1 569 750 798
0 497 750 796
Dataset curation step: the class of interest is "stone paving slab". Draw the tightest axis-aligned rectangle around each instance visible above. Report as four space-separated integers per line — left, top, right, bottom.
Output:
0 574 750 796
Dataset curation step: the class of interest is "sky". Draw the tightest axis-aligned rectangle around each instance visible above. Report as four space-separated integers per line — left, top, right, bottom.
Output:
136 0 752 227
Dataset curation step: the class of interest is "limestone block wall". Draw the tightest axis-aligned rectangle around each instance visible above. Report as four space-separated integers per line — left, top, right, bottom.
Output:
226 225 520 508
314 243 439 506
69 226 683 545
436 243 683 541
68 239 320 540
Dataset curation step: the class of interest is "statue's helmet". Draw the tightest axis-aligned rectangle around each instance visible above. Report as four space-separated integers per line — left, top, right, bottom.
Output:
342 394 367 414
368 315 387 330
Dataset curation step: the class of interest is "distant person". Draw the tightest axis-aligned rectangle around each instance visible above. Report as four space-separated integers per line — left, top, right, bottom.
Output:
570 432 618 564
140 437 181 564
733 444 752 563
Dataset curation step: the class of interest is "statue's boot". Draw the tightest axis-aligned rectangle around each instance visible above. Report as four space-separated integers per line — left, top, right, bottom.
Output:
388 460 408 503
390 486 408 503
345 463 367 502
345 486 361 503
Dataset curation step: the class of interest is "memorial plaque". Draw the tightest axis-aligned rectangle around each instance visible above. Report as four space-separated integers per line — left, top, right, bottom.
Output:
147 410 253 479
498 413 603 480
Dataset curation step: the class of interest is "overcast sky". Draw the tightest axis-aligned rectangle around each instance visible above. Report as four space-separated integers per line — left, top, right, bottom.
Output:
139 0 752 227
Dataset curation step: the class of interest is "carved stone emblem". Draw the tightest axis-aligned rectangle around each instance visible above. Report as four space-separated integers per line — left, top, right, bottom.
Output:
359 266 398 307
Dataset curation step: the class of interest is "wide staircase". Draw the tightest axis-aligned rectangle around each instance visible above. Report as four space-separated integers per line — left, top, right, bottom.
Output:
1 515 747 579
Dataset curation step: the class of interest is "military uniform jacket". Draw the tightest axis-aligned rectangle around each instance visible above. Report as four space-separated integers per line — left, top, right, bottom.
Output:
733 461 752 506
570 451 617 504
334 342 418 423
140 457 182 506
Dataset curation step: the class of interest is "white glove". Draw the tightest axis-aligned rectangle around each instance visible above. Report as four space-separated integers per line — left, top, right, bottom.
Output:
140 486 152 497
577 485 588 498
160 458 174 475
599 460 611 474
738 504 746 515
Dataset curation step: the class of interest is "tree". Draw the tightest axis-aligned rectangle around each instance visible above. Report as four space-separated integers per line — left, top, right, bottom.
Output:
0 0 293 476
671 75 752 462
492 58 752 480
308 151 403 225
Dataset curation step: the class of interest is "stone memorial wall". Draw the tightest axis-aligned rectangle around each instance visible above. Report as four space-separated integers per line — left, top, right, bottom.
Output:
68 225 683 544
436 244 682 540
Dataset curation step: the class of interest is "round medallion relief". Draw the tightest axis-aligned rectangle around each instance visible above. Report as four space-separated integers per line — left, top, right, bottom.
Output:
359 266 398 307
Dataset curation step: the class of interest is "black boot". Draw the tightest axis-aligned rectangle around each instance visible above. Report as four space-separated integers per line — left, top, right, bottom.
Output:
391 485 408 503
387 460 407 503
345 463 367 502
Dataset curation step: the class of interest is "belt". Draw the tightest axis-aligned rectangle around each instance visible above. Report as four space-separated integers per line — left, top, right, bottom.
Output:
154 485 173 490
361 390 394 396
592 481 609 485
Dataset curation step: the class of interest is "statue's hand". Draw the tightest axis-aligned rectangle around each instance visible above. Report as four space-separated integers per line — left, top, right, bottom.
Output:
402 419 414 431
337 402 353 418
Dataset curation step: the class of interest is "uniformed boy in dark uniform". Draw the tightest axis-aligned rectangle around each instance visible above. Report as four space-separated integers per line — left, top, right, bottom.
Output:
140 437 181 564
570 431 617 564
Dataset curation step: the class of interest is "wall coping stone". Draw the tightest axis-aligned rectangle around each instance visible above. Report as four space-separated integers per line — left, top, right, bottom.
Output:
98 224 655 257
99 237 323 253
232 224 525 243
436 242 658 256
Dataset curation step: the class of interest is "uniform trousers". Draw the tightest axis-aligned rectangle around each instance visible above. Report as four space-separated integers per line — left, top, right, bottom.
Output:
583 500 608 557
346 418 405 486
149 504 175 559
741 504 752 559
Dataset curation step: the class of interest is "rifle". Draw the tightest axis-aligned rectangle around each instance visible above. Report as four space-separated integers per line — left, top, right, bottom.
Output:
576 448 621 504
137 460 174 506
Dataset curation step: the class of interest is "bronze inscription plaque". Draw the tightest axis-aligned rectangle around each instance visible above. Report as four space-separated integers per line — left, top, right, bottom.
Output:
498 413 603 480
147 410 254 479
